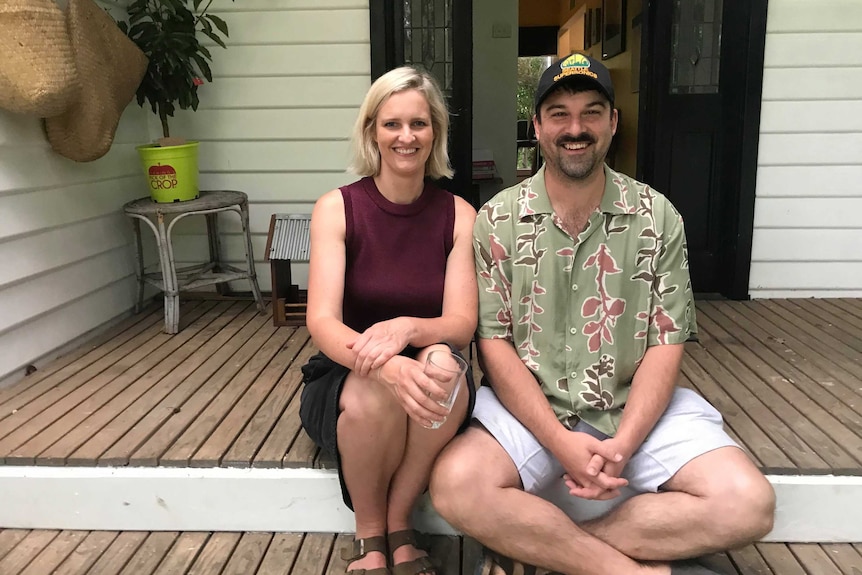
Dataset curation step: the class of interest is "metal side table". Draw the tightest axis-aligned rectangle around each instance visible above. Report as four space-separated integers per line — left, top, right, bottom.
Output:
124 190 266 334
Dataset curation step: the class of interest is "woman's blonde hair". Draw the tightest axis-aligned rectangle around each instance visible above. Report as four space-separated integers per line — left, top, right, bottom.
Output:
349 66 453 180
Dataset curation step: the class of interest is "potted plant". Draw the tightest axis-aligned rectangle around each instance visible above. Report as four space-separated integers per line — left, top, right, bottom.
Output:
117 0 235 203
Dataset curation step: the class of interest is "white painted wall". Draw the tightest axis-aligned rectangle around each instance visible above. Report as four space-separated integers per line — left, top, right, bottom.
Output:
171 0 369 294
0 0 370 386
473 0 519 205
751 0 862 297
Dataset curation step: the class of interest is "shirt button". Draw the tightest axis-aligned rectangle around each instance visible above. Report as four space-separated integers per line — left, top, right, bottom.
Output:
572 284 578 291
571 372 577 378
570 328 577 335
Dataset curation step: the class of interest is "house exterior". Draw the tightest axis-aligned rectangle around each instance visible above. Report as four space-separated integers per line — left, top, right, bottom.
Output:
0 0 860 386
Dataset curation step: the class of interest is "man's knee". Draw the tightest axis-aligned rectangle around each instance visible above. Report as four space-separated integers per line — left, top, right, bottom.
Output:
707 466 776 543
430 426 518 527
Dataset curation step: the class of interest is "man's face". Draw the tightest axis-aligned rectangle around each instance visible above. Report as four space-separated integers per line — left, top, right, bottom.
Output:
533 87 617 182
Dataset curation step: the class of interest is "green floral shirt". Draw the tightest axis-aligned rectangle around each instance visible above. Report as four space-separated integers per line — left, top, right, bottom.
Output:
474 165 697 436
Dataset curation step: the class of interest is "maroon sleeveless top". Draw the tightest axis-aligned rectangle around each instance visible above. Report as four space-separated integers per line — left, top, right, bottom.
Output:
341 177 455 334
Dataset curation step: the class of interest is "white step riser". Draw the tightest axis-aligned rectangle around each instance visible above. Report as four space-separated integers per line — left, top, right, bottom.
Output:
0 467 860 542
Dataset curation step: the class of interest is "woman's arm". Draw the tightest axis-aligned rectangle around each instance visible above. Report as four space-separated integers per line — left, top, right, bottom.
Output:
305 189 362 368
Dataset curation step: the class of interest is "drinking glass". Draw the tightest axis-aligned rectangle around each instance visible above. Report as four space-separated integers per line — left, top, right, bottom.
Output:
423 350 469 429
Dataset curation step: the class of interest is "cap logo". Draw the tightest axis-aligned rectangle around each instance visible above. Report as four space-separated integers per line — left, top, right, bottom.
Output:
554 53 598 82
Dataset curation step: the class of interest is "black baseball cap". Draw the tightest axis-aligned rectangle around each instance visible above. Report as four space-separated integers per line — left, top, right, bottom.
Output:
534 53 615 114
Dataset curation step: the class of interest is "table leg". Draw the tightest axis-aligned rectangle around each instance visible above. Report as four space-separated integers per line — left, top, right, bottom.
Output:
130 217 145 313
206 212 228 295
240 201 265 312
158 213 180 334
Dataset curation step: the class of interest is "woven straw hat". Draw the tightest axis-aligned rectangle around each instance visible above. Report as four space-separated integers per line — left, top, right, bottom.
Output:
45 0 148 162
0 0 79 116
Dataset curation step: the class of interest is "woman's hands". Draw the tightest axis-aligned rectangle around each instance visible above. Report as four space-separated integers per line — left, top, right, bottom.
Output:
376 355 450 427
347 317 416 376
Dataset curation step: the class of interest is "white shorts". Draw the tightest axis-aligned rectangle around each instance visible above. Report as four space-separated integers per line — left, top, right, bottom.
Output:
472 386 739 494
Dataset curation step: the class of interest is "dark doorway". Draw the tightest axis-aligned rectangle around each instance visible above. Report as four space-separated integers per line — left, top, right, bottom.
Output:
637 0 768 298
370 0 475 207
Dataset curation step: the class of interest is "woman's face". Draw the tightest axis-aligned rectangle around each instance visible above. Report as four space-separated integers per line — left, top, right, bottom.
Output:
373 89 434 177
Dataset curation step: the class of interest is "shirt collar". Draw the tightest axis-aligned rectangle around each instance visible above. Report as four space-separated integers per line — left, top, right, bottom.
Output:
518 164 641 221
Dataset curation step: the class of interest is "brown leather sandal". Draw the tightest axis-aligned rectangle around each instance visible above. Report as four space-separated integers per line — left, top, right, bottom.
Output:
388 530 436 575
342 536 390 575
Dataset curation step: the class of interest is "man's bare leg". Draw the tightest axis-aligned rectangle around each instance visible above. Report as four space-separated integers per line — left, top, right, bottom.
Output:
430 426 665 575
582 447 775 561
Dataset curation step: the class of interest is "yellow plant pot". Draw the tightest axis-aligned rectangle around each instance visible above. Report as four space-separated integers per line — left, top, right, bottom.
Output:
137 142 200 203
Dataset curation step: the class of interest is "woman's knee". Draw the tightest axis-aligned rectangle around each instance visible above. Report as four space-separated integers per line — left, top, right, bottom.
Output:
339 373 401 425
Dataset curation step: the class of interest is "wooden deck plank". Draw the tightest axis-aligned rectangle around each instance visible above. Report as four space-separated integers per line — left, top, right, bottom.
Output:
158 325 294 467
697 310 862 467
253 372 307 468
789 543 846 575
283 421 320 468
0 530 30 562
0 305 162 408
102 311 272 467
681 353 796 472
694 322 860 472
0 530 59 575
819 544 862 574
256 533 304 575
826 299 862 324
52 531 119 575
116 532 179 575
18 531 89 575
149 532 210 575
221 532 272 575
224 332 316 467
186 532 242 575
759 300 862 373
838 298 862 315
756 543 809 575
685 341 831 473
292 533 335 575
128 317 280 467
727 545 776 575
191 327 307 467
41 303 241 466
0 304 198 454
69 303 257 466
699 302 862 420
85 531 148 575
3 303 220 466
324 534 352 575
792 299 862 356
7 532 862 575
739 301 862 400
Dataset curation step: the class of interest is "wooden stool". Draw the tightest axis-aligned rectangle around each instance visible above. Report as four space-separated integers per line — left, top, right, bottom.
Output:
124 190 266 334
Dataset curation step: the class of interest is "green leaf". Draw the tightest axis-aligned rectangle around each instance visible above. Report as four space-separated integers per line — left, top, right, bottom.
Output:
191 54 213 82
202 29 226 49
207 14 229 37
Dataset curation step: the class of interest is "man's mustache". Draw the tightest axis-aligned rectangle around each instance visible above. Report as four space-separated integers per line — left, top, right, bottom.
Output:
555 134 595 146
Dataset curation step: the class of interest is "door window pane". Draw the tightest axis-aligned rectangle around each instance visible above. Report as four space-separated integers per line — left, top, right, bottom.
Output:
670 0 723 94
402 0 453 94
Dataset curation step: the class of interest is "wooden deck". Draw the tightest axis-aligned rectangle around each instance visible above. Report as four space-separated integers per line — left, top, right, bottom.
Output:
0 298 860 475
2 529 862 575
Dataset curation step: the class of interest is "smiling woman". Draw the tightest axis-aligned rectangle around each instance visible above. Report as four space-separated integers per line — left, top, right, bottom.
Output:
298 67 478 575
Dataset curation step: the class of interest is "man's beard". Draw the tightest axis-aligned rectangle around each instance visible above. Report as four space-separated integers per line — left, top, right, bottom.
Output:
542 133 605 181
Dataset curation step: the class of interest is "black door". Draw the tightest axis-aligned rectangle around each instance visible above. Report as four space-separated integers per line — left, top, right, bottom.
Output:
370 0 474 206
638 0 767 298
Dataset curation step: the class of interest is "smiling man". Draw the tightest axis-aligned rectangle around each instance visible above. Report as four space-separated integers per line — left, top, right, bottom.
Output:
429 54 775 575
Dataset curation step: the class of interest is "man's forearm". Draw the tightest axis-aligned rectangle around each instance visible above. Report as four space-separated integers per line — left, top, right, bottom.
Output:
613 343 684 455
478 338 567 451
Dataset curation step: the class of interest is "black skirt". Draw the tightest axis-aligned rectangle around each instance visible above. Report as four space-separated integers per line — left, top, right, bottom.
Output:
299 343 476 510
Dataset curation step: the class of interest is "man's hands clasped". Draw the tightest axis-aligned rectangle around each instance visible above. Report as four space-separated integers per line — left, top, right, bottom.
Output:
555 432 630 501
